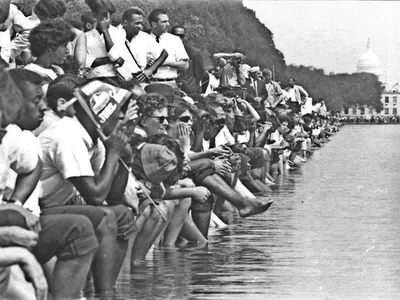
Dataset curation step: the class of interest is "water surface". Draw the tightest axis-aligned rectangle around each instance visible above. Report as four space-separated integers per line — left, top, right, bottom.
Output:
112 125 400 299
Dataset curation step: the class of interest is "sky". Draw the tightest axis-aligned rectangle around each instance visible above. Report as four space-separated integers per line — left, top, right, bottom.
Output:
243 0 400 87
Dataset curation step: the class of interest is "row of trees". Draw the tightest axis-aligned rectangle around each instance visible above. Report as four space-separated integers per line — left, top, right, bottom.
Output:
15 0 384 112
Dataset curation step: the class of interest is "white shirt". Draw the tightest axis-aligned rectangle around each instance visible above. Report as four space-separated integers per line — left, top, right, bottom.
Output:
0 125 41 215
0 4 34 63
39 117 106 208
150 32 188 79
24 63 64 94
85 26 121 79
202 125 235 151
113 29 163 76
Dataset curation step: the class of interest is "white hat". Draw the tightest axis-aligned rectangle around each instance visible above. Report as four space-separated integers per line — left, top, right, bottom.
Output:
249 66 260 73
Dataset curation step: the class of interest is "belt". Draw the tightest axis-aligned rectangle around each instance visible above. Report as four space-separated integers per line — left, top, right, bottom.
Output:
151 78 176 82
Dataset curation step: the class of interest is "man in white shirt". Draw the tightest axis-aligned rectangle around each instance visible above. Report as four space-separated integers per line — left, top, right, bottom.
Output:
116 7 168 84
148 8 189 88
1 67 99 300
285 77 308 114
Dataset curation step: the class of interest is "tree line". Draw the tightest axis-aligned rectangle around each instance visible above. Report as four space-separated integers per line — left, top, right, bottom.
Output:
15 0 384 112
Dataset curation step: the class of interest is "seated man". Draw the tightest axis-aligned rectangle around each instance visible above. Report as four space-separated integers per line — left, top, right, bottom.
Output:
168 95 273 221
8 69 135 297
0 67 98 300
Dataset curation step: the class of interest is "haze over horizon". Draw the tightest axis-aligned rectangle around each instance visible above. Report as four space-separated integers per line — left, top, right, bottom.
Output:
243 0 400 87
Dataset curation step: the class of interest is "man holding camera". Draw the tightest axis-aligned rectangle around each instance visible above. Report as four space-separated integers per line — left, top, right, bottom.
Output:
213 50 249 94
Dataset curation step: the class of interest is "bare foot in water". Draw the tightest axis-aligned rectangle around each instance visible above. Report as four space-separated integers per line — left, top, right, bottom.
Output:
239 197 273 218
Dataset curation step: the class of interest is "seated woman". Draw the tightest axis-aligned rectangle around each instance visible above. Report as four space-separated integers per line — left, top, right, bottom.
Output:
129 91 202 264
25 19 74 90
24 19 75 136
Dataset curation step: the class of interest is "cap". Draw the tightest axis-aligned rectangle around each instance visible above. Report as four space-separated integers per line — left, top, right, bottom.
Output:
141 143 178 184
249 66 260 74
145 83 174 103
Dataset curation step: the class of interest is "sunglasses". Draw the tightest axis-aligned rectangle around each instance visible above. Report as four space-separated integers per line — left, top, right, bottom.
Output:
178 116 192 123
149 116 169 123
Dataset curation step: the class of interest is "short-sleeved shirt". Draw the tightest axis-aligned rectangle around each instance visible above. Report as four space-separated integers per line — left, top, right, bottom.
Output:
202 125 235 151
0 124 41 214
38 117 105 208
265 81 283 106
84 26 121 79
150 32 188 79
114 29 163 75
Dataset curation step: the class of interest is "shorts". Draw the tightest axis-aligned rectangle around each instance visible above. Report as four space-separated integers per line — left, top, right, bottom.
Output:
271 149 281 164
41 205 105 229
190 194 215 213
191 167 215 184
33 214 98 264
101 204 136 240
247 147 266 169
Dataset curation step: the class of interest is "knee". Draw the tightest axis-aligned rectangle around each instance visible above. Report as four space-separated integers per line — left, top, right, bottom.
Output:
108 205 136 240
99 208 118 236
140 206 152 220
179 197 192 211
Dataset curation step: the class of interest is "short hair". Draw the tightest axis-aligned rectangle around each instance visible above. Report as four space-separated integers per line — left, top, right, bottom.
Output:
81 11 96 24
34 0 66 20
233 48 246 56
138 93 167 118
262 68 272 76
8 68 43 92
148 8 167 25
85 0 115 14
122 7 144 22
0 69 24 125
46 74 86 112
288 77 295 82
29 19 74 57
171 25 185 34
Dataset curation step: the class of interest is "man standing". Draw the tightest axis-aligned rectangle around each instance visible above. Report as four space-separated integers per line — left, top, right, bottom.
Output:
117 7 168 84
244 66 267 111
263 68 283 108
285 77 308 113
148 8 189 88
171 25 206 96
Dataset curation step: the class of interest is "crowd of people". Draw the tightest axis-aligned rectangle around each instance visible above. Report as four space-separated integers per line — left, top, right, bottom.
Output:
0 0 342 299
343 115 400 124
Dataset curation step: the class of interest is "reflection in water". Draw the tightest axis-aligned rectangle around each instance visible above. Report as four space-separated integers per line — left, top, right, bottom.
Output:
94 125 400 299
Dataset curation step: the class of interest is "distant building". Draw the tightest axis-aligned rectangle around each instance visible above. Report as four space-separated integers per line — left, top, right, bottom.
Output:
356 38 383 78
339 39 388 119
340 89 399 119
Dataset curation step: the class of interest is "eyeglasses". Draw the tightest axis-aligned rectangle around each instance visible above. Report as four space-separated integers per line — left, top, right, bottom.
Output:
149 116 169 123
178 116 192 123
